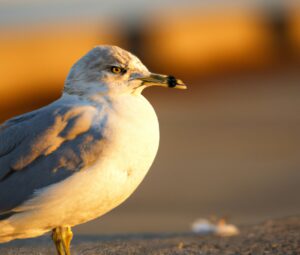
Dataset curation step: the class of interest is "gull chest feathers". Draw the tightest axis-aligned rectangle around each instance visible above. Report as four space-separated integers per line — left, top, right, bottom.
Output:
65 93 160 225
0 45 186 255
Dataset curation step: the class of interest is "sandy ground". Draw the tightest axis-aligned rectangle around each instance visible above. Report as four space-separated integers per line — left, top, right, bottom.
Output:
1 216 299 255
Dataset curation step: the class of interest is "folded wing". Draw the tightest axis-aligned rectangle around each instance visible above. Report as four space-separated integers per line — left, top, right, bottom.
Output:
0 98 107 214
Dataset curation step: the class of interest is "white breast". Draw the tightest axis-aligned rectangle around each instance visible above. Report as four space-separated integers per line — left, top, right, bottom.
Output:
4 94 159 239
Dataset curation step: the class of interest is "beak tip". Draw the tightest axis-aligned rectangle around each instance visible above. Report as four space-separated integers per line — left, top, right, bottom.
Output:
175 84 188 90
167 76 187 90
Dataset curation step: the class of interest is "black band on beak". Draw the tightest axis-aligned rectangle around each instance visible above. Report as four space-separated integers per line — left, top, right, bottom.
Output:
167 75 177 88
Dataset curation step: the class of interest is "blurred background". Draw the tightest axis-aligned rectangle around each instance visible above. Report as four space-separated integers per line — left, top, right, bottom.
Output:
0 0 299 235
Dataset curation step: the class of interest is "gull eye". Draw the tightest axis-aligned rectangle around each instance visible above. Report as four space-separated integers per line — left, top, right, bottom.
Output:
110 66 126 75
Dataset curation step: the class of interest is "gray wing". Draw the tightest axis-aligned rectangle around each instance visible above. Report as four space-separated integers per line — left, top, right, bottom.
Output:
0 98 107 216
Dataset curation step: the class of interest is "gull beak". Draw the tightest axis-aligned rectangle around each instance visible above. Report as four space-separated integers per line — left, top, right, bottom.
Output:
135 73 187 90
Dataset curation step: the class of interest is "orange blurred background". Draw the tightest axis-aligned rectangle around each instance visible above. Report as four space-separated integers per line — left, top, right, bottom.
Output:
0 1 300 234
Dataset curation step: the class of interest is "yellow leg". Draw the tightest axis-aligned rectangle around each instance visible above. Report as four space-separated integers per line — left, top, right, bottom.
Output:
52 228 65 255
62 226 73 255
52 226 73 255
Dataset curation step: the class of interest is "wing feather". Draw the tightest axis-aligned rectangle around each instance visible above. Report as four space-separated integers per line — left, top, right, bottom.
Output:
0 97 107 213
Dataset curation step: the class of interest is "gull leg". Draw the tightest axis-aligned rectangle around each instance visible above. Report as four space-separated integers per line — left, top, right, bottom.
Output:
62 226 73 255
52 226 73 255
52 227 66 255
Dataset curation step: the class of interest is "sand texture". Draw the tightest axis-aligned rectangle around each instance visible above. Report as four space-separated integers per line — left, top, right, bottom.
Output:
1 216 299 255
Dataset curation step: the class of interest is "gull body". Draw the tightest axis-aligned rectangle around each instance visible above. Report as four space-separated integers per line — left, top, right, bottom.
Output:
0 93 159 241
0 45 185 254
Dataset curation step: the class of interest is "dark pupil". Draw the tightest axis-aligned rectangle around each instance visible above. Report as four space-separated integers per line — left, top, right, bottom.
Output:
111 66 126 74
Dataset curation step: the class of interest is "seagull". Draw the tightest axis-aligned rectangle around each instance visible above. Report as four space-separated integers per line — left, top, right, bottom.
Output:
0 45 186 255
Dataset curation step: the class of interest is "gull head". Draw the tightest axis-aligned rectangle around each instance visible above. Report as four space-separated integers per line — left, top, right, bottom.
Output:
64 45 186 96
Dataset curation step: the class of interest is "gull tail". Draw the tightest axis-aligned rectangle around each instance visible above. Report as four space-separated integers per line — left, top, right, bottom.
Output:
0 219 15 243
